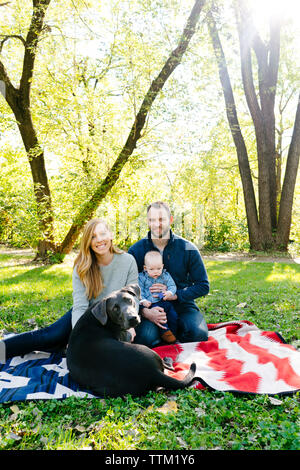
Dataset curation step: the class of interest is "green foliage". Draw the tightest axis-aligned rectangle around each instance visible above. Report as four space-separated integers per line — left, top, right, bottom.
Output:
0 0 299 253
0 250 299 450
204 218 249 252
0 147 40 248
0 389 299 450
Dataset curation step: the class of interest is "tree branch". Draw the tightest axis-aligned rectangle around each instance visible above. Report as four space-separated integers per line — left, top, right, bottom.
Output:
0 58 19 110
0 34 26 52
19 0 51 106
234 0 264 131
268 18 281 91
58 0 206 253
237 0 280 130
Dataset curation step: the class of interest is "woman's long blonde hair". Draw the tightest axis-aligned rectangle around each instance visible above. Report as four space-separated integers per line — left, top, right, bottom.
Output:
74 218 123 300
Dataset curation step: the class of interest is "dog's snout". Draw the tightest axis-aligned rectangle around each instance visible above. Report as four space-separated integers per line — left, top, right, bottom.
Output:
128 315 140 327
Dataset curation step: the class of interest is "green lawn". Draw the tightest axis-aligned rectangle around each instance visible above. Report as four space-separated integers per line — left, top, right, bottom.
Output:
0 249 299 450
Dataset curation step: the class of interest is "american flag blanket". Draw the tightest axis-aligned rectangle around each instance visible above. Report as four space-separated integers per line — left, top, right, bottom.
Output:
0 321 299 403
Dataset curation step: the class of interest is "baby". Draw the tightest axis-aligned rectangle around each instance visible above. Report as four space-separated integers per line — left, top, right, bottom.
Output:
138 250 178 344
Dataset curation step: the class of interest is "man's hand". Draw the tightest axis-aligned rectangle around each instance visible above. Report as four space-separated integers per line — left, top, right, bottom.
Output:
142 306 167 329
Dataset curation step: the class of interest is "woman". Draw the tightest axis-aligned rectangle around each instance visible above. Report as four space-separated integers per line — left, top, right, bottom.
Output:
0 219 138 364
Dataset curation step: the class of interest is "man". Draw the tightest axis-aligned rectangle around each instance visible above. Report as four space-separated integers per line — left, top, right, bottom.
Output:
128 201 209 348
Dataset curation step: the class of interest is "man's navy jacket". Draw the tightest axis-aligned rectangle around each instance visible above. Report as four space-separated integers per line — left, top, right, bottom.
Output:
128 230 209 309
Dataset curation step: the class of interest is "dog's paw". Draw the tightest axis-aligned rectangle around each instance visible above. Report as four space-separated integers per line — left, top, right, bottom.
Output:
162 356 175 370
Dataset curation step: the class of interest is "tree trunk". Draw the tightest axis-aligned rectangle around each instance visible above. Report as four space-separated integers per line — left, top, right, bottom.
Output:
235 0 280 248
0 0 54 258
276 92 300 248
208 1 298 252
17 111 55 255
57 0 206 255
207 11 261 250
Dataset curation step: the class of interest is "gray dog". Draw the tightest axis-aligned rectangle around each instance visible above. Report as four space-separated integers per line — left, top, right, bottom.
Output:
66 284 196 397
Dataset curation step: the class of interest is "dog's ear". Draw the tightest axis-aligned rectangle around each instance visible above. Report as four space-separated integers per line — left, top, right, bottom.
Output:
121 284 141 299
91 299 108 325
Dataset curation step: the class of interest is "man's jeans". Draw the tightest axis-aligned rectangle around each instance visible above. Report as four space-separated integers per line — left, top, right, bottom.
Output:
134 302 208 348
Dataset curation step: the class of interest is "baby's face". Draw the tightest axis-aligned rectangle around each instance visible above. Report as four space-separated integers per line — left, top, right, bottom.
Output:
144 261 163 279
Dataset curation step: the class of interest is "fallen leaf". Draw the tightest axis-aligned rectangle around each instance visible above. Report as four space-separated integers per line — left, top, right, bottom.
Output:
195 407 206 417
40 436 48 445
74 425 86 433
236 302 247 309
269 397 283 406
157 400 178 414
9 414 19 421
145 404 154 413
32 407 42 417
7 432 22 441
10 405 20 415
176 436 188 448
87 421 104 432
31 425 41 434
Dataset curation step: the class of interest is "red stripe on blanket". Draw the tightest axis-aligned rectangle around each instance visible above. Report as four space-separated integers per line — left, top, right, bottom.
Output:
164 362 192 381
196 337 261 392
153 321 300 394
261 331 296 350
153 344 192 382
227 333 300 389
154 343 184 363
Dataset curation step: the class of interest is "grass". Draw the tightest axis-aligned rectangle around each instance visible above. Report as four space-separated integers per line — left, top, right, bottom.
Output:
0 249 299 451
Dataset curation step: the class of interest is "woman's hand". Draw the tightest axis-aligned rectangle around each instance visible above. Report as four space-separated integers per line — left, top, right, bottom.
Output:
140 299 152 308
142 306 167 329
128 327 136 342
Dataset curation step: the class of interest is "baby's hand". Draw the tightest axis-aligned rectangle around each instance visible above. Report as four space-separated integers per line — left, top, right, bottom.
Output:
163 290 176 301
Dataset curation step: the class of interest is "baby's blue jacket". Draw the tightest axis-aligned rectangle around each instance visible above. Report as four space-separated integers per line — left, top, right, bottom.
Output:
138 269 177 304
129 230 209 308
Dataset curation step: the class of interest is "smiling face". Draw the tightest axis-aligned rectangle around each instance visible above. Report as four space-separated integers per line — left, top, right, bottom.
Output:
90 222 113 258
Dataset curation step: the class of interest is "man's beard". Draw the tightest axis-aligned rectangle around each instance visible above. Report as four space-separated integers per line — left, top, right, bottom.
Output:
151 227 170 239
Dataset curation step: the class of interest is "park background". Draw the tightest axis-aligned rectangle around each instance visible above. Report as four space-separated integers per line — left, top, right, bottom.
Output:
0 0 299 451
0 0 299 258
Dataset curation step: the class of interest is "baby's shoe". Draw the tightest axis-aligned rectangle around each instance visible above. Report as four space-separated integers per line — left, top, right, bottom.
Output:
161 330 176 344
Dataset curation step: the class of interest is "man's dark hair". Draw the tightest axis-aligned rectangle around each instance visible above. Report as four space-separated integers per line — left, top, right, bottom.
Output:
147 201 171 217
